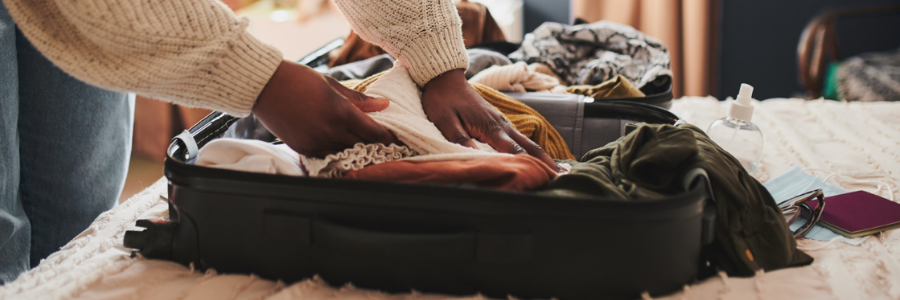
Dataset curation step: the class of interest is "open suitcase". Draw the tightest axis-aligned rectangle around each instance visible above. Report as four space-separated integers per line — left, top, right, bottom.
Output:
124 42 716 300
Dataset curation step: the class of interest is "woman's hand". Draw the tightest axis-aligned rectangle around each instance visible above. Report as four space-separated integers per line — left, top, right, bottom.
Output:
253 60 399 158
422 69 558 171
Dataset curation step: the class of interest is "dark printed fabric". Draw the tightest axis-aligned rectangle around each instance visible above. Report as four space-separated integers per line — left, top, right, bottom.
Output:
837 49 900 102
509 21 672 90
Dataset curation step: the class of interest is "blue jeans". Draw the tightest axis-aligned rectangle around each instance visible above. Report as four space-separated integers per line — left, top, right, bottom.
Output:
0 2 134 283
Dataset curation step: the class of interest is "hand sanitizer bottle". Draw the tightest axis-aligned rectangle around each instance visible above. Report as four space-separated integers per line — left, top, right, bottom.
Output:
706 84 764 173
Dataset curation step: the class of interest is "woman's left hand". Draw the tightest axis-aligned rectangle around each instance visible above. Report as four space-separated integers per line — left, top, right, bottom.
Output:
421 69 558 171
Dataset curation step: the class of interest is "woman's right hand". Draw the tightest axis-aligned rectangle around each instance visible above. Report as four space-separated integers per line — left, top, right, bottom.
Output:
252 60 400 158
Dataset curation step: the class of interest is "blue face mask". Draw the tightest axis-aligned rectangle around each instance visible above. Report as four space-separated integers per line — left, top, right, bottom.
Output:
763 167 867 245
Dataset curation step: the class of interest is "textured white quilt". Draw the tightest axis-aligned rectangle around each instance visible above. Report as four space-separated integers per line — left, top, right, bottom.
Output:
2 97 899 300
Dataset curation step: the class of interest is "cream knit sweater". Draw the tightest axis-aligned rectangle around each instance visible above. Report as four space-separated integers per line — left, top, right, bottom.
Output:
3 0 468 116
333 0 468 86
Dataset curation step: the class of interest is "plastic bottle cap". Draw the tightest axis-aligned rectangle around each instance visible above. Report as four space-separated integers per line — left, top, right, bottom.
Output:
729 83 755 121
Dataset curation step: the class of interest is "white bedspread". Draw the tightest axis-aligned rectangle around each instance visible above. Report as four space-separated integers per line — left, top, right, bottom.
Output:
2 97 899 300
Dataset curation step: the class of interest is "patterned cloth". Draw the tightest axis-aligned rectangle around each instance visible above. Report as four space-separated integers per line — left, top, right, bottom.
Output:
837 49 900 102
509 21 672 90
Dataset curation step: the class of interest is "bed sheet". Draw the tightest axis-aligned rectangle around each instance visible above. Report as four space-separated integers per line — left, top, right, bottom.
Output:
2 97 899 300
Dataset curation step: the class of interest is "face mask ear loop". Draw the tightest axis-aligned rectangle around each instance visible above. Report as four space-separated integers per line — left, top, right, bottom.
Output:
799 168 837 198
831 175 895 202
821 172 838 184
801 168 895 201
796 236 846 251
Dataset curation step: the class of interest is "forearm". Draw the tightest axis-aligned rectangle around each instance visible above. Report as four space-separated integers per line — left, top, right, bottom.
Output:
3 0 282 116
333 0 468 87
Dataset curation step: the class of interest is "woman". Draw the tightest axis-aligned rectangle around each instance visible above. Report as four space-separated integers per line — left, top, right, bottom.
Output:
0 0 554 283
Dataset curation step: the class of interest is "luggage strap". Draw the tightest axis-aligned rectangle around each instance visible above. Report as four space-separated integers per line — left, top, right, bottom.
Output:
174 130 199 162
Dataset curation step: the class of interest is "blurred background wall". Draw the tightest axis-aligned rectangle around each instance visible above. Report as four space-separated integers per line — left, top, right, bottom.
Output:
718 0 900 99
573 0 900 99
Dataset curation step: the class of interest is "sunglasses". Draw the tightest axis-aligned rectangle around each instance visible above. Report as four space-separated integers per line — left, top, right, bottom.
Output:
777 189 826 239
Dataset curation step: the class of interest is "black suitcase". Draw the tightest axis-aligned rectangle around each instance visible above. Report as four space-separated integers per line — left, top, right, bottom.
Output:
124 44 716 300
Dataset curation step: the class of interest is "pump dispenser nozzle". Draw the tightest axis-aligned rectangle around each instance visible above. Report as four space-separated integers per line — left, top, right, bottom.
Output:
729 83 755 121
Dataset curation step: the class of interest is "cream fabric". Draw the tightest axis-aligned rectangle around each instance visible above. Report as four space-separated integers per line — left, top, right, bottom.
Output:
304 64 507 178
195 139 304 176
4 98 900 300
469 62 567 94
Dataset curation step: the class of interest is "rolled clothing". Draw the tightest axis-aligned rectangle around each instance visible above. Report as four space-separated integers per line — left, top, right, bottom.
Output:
465 48 513 79
469 61 567 94
195 139 304 176
343 154 559 191
528 62 566 85
196 64 576 179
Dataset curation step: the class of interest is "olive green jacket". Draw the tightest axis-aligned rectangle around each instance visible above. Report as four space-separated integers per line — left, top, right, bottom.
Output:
543 123 812 276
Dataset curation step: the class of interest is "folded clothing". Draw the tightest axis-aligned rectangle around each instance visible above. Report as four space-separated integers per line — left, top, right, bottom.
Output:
345 71 576 161
469 61 567 94
305 64 508 178
198 65 575 179
343 154 558 191
195 138 562 192
567 75 645 99
195 139 304 176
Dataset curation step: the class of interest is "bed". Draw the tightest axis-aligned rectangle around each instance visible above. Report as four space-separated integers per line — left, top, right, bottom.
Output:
2 97 898 300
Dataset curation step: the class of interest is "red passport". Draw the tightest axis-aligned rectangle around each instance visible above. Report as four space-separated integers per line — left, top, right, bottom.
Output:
808 190 900 238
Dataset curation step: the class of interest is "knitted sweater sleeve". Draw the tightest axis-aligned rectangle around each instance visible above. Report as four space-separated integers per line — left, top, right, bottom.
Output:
333 0 469 87
2 0 283 117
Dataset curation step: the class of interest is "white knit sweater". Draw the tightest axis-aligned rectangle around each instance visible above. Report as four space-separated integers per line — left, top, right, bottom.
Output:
333 0 468 87
2 0 468 116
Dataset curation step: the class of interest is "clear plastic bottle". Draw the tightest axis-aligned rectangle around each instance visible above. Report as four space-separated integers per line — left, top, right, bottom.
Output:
706 84 764 173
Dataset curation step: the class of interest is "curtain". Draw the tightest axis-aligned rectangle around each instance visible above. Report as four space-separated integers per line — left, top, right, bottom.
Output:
572 0 718 98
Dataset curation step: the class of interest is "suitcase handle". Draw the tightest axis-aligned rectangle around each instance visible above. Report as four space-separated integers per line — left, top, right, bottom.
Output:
313 220 533 264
